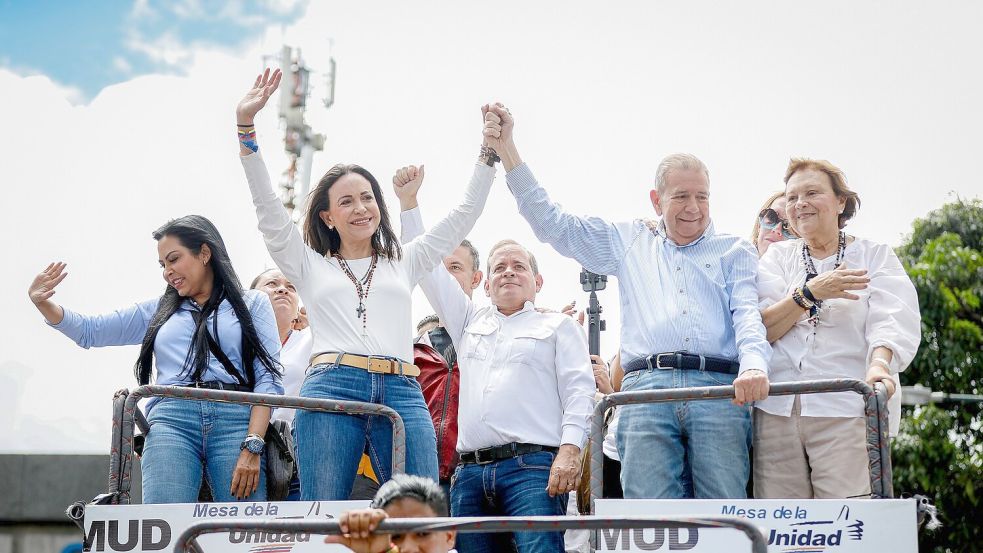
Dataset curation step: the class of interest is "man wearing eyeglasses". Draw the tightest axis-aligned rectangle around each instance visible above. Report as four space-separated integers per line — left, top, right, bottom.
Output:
491 105 771 500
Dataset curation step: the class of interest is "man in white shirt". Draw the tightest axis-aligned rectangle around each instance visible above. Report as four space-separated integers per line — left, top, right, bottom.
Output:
419 238 596 553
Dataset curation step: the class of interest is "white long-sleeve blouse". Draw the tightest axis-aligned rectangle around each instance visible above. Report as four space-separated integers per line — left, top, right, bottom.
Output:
241 152 495 365
756 237 921 435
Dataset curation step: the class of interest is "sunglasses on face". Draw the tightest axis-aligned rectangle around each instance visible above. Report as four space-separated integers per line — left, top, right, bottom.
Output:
758 208 797 239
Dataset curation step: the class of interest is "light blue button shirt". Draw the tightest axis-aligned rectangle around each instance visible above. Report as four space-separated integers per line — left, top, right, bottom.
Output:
506 163 770 373
50 289 283 410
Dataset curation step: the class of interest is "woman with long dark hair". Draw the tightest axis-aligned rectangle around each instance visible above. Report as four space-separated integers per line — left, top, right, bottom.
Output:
235 69 502 500
28 215 283 503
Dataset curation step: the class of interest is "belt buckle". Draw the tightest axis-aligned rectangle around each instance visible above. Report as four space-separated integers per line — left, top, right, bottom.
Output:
367 356 392 374
474 448 494 465
655 353 672 369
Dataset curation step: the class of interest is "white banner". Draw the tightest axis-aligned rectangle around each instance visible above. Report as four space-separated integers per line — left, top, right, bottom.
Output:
83 500 370 552
594 499 917 552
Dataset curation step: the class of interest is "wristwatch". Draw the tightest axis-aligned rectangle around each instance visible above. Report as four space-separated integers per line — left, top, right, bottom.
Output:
240 434 265 455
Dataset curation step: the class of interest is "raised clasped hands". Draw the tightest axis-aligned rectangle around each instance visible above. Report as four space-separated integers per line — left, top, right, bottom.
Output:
806 262 870 301
481 102 513 154
236 68 282 125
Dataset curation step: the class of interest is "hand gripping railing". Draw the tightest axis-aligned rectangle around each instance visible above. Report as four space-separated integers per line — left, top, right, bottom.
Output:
172 515 769 553
106 385 406 504
589 378 893 509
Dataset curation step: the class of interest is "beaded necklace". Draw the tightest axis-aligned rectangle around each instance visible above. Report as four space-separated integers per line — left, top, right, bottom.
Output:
800 231 846 327
333 252 378 337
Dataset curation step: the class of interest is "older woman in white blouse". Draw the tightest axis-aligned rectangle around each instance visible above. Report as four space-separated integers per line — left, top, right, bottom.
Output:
755 158 920 499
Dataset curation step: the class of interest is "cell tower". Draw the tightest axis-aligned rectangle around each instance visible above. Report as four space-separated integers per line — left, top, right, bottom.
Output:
274 45 336 221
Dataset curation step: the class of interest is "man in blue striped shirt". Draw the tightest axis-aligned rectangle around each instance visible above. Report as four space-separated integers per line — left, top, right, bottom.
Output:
483 104 771 499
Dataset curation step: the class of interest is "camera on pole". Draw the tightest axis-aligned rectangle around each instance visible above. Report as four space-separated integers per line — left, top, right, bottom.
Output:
580 269 607 356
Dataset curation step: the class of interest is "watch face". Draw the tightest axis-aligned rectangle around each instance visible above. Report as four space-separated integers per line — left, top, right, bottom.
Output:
244 439 264 454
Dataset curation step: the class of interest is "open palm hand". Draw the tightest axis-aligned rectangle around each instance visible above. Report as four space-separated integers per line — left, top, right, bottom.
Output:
236 68 282 124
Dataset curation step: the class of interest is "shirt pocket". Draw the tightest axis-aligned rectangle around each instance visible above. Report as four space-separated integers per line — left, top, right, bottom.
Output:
508 326 552 367
462 319 497 361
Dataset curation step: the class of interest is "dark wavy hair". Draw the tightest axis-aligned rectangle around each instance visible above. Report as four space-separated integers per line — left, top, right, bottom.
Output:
133 215 281 386
303 164 402 260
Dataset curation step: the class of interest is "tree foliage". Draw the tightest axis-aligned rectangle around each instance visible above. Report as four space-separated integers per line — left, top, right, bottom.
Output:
893 198 983 552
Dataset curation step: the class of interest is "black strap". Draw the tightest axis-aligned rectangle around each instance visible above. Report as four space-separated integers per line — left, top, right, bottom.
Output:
204 320 248 387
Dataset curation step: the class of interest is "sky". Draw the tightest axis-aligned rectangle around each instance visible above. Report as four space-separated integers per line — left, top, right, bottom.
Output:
1 1 982 453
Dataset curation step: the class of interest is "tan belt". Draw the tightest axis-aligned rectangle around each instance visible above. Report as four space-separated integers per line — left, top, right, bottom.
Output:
309 352 420 377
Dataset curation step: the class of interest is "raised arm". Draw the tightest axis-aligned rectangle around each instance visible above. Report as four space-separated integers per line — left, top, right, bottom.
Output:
402 108 501 284
30 262 157 347
235 69 312 284
29 262 68 325
393 170 474 345
495 107 628 275
395 165 426 244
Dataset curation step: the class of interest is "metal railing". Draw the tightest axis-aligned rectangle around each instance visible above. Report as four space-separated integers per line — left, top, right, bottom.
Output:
172 515 769 553
106 385 407 504
589 378 893 509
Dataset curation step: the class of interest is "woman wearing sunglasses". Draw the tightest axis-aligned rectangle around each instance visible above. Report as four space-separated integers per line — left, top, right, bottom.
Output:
753 159 919 499
751 191 797 256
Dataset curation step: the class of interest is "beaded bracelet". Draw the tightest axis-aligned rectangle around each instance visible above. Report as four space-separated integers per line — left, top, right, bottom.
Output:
478 145 501 167
791 287 814 310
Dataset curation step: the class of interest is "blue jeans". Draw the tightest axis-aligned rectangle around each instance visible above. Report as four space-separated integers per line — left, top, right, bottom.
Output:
616 368 751 499
294 362 438 500
142 398 265 504
450 451 566 553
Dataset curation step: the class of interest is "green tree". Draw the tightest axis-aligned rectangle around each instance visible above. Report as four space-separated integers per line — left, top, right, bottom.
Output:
893 198 983 552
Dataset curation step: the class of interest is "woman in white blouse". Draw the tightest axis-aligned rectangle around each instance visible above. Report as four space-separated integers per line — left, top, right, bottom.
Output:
234 69 502 500
755 158 920 499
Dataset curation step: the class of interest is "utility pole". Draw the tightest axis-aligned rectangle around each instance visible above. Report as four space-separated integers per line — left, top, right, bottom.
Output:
271 45 336 222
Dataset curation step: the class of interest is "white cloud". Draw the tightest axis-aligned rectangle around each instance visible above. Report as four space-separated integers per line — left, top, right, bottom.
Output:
3 0 983 453
124 29 195 67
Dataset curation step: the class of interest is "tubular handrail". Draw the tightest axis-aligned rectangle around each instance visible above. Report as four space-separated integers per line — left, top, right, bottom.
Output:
108 385 406 504
589 378 893 509
172 515 768 553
